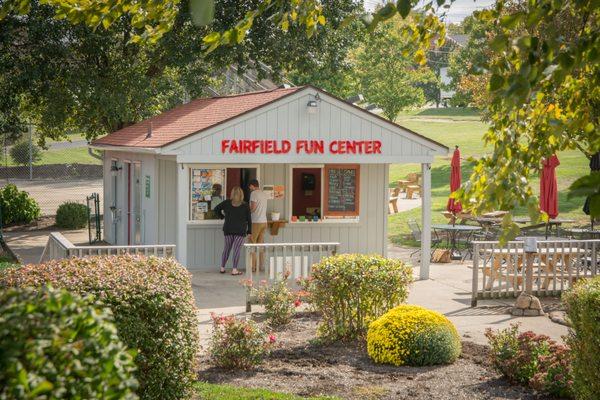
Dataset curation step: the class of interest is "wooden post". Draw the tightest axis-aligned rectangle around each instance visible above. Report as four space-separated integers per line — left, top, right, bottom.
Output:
176 162 188 267
420 162 431 280
525 253 534 295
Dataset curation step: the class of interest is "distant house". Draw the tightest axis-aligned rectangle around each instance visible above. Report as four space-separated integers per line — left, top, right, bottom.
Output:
435 34 468 105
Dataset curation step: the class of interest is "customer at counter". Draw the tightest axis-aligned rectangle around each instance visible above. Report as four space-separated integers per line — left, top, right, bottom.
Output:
249 179 268 271
213 186 252 276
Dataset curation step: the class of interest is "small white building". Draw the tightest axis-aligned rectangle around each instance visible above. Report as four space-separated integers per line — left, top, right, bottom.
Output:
91 85 447 278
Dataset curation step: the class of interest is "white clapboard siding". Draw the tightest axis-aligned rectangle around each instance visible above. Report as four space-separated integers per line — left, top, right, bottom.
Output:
182 164 386 271
164 88 444 164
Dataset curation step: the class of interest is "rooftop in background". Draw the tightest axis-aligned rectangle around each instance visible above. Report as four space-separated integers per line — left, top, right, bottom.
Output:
364 0 495 23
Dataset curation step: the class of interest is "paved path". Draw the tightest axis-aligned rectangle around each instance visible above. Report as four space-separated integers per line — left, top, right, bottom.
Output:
4 229 89 265
193 244 569 347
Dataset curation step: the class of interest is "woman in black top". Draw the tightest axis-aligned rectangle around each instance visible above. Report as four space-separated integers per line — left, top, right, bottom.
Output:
213 186 252 275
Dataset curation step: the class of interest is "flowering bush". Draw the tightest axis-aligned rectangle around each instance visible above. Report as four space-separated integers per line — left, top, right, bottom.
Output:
299 254 412 341
208 314 274 369
485 324 573 398
367 305 461 366
0 255 199 400
562 276 600 400
0 286 138 399
250 273 300 327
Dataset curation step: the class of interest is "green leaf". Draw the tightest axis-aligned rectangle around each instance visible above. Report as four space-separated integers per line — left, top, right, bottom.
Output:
377 3 396 21
489 74 505 91
396 0 412 18
189 0 214 27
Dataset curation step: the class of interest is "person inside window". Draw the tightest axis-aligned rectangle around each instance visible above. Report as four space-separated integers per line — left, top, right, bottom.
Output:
213 186 252 275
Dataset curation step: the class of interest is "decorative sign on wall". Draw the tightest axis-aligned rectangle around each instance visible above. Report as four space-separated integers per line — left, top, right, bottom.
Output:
145 176 151 198
221 139 382 155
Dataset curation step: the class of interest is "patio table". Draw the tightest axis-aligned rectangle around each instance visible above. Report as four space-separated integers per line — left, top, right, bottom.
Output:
432 224 482 260
476 217 576 238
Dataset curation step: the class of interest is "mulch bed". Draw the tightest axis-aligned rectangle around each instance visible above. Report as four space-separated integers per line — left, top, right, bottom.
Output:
198 312 555 400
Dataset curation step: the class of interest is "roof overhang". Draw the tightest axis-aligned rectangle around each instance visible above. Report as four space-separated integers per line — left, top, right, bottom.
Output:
89 144 162 154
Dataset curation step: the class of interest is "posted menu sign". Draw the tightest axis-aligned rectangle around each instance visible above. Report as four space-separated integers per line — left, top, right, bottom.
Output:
324 165 360 217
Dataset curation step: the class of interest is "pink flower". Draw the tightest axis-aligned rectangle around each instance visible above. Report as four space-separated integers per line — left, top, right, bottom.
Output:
268 334 276 343
294 299 302 307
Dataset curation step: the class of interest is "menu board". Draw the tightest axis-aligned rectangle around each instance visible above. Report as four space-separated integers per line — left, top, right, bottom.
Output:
325 165 359 216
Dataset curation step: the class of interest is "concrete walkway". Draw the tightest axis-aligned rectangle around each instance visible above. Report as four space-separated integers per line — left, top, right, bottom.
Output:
4 229 89 265
193 244 569 346
4 229 568 346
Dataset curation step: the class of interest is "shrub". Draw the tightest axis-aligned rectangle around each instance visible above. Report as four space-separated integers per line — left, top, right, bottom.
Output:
208 314 274 370
0 255 200 400
0 286 138 399
485 324 572 398
367 305 461 366
250 272 300 327
0 184 41 225
9 139 42 166
562 277 600 400
299 254 412 341
56 201 89 228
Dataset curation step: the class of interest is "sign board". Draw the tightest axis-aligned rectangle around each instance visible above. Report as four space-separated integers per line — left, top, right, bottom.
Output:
145 175 151 198
324 165 360 217
221 139 382 155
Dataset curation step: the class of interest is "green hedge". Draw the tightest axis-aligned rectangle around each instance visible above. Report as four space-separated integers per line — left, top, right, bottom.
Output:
0 286 138 399
0 184 41 225
56 201 89 229
563 276 600 400
0 255 200 400
300 254 412 341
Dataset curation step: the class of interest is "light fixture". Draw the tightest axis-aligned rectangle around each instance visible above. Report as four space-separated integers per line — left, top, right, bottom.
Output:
306 93 321 114
110 164 122 177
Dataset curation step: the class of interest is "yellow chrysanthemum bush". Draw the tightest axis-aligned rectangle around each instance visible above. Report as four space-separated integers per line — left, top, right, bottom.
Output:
367 305 461 366
299 254 412 341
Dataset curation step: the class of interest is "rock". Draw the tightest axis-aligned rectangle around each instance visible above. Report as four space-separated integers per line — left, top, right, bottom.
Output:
529 297 543 310
523 309 544 316
515 293 532 309
511 308 524 316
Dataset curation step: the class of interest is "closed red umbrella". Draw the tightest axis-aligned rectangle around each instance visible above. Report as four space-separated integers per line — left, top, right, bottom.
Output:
446 146 462 217
540 154 560 219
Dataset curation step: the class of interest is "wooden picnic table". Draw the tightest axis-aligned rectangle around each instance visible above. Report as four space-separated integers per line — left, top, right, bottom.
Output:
481 244 588 290
476 217 576 238
564 228 600 239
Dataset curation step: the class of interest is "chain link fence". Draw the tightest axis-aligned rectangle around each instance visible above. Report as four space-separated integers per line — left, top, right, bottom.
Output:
1 127 103 217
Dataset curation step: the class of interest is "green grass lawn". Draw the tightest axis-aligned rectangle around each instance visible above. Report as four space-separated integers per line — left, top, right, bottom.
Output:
388 109 589 246
1 147 101 167
195 382 338 400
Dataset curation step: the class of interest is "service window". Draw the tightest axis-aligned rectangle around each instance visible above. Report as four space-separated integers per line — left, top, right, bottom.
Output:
190 168 225 220
323 165 360 218
290 167 322 220
289 164 360 222
189 167 257 221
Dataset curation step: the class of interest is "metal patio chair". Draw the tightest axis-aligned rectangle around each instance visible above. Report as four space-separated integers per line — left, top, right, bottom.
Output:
407 219 441 259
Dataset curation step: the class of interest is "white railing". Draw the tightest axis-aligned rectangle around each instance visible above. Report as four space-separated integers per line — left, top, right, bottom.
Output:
39 232 176 264
471 239 599 306
244 242 340 311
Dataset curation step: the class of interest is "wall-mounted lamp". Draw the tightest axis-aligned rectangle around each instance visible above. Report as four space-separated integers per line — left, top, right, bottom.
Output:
307 93 321 114
110 164 122 177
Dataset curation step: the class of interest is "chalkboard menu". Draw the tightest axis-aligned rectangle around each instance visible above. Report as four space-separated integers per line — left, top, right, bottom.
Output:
325 165 360 216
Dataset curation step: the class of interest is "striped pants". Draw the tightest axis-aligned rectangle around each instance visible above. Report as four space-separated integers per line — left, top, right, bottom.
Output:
221 234 246 270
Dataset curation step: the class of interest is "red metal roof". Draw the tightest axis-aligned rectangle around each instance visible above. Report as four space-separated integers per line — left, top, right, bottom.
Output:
92 86 302 148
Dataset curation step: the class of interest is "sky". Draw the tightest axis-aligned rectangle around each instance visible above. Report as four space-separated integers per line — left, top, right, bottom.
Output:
364 0 496 23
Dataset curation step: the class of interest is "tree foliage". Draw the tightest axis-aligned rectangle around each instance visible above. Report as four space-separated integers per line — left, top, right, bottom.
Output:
455 0 600 236
353 16 436 120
